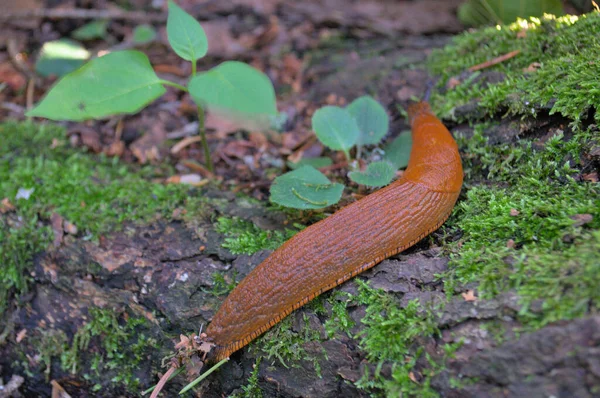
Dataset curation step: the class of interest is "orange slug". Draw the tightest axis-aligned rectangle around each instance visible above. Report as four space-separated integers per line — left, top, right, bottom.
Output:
203 101 463 362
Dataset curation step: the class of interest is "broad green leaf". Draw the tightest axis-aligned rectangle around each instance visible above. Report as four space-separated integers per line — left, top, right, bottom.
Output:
287 157 333 170
167 0 208 61
383 130 412 170
27 50 166 121
188 61 277 116
35 39 90 77
348 161 396 187
71 20 108 41
133 24 157 44
311 106 359 155
270 166 344 209
346 95 389 146
458 0 563 27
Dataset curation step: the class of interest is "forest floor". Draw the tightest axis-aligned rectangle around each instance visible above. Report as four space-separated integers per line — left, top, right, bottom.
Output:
0 1 599 397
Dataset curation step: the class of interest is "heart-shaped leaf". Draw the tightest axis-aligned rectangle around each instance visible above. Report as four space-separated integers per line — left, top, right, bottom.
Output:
311 106 360 157
270 166 344 209
133 24 157 44
188 61 277 116
347 95 389 146
27 50 166 121
383 130 412 170
71 20 108 41
167 0 208 61
348 161 396 187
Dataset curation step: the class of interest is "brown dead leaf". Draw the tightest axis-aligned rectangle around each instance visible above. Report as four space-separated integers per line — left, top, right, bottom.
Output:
446 77 462 90
130 126 166 163
0 62 27 91
63 220 78 235
222 140 254 160
78 128 102 153
510 208 520 216
506 239 516 249
51 380 72 398
105 140 125 157
523 62 541 73
16 328 27 343
570 214 593 227
201 21 244 58
0 197 16 213
51 212 64 248
582 172 598 182
408 372 418 383
462 290 477 302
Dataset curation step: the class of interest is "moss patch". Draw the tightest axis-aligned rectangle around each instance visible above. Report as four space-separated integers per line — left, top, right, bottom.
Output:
215 216 299 255
0 121 193 313
37 308 157 392
429 12 600 124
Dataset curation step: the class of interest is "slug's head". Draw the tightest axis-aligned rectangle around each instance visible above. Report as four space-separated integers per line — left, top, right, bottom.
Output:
407 101 432 127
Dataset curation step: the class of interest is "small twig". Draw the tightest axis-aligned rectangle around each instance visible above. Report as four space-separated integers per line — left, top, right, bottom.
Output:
468 50 521 72
26 78 36 112
148 366 177 398
171 136 204 154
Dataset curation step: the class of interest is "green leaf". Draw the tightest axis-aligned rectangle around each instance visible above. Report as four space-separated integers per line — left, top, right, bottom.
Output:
132 24 157 44
287 157 333 170
35 39 90 77
458 0 564 27
188 61 277 116
270 166 344 209
167 0 208 61
311 106 360 155
348 161 396 187
71 20 108 41
346 95 389 146
383 130 412 170
27 50 166 121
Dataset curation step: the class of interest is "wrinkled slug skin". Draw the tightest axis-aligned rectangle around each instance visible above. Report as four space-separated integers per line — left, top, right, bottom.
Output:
205 101 463 361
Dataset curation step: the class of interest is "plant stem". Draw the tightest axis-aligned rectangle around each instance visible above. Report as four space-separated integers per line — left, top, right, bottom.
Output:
179 358 229 395
197 105 213 172
160 79 188 92
191 60 197 77
343 149 351 162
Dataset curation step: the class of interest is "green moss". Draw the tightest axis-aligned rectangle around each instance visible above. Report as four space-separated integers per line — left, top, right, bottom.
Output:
255 314 324 377
429 12 600 124
0 121 195 314
231 358 263 398
60 308 157 391
215 216 299 255
446 124 600 328
353 280 440 397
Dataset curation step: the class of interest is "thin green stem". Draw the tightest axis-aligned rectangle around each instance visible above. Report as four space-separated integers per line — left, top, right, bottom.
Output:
160 79 188 92
343 149 352 162
198 105 214 172
191 60 197 77
179 358 229 395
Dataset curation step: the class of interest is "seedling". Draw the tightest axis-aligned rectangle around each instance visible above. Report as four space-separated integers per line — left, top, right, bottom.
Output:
27 0 277 172
270 95 412 209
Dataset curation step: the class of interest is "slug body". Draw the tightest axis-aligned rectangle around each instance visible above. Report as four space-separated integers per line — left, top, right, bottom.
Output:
204 102 463 362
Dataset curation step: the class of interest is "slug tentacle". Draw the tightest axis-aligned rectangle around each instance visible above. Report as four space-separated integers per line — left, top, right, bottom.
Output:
202 101 463 363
